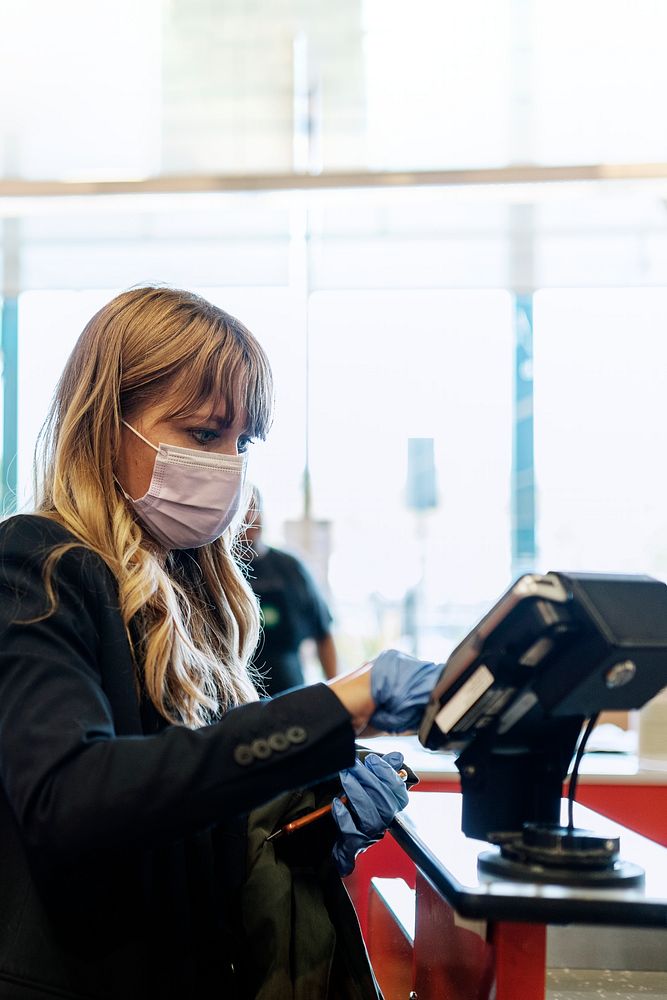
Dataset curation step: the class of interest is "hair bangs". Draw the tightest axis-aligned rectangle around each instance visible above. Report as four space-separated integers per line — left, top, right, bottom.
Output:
167 313 274 442
231 321 274 441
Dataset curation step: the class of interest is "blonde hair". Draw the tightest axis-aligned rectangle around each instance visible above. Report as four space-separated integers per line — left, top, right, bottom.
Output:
34 286 274 727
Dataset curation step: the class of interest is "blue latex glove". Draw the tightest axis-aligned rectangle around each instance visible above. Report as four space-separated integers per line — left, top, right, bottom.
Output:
370 649 443 733
331 751 409 876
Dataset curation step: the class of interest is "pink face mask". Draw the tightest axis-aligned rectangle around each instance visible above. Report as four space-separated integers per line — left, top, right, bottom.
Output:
120 421 247 550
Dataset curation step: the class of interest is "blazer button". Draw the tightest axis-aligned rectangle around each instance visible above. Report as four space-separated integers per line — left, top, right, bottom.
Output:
233 744 255 766
251 738 272 760
286 725 307 745
268 732 289 752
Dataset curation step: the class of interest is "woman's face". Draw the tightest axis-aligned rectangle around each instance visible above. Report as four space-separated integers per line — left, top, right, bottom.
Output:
116 393 251 501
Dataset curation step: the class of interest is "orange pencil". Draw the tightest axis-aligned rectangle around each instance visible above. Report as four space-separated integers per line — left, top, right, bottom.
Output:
266 769 408 842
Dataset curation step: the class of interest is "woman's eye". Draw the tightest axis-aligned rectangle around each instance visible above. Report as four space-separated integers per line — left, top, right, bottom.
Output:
189 428 219 446
238 436 253 454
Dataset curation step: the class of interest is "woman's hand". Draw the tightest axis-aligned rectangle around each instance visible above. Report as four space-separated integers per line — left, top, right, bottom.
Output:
331 752 409 876
369 649 443 733
328 650 443 735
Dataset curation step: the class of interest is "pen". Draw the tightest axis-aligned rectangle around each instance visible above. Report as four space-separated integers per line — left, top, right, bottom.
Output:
266 768 409 843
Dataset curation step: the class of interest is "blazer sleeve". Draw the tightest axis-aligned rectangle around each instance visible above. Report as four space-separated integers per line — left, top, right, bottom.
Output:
0 516 355 857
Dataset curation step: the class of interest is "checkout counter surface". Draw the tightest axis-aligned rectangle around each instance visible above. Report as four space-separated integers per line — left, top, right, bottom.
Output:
364 734 667 785
391 792 667 926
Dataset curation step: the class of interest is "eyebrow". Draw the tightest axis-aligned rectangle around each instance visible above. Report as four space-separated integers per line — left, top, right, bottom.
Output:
183 409 251 433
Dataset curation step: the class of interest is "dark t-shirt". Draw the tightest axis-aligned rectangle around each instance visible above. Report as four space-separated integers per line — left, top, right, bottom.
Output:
247 547 333 696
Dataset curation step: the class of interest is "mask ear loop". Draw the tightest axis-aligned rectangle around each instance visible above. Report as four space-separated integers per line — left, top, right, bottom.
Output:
114 477 133 502
226 478 253 538
117 421 160 502
122 419 160 453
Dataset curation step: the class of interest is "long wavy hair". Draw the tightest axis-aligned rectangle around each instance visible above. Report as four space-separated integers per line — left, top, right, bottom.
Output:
34 286 274 727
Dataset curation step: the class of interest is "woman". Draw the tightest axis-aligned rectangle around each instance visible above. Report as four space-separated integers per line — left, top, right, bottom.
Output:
0 287 439 999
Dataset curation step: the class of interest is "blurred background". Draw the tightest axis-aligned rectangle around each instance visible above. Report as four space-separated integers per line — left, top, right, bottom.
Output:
3 0 667 697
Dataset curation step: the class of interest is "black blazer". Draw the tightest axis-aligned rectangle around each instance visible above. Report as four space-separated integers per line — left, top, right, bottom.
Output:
0 515 355 1000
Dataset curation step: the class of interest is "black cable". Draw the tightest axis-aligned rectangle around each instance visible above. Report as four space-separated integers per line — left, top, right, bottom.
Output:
567 713 600 831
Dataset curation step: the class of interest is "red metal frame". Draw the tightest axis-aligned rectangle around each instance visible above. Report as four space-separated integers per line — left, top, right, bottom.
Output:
491 920 546 1000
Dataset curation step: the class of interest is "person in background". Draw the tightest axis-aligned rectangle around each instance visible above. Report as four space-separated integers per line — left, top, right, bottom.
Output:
242 486 338 695
0 286 442 1000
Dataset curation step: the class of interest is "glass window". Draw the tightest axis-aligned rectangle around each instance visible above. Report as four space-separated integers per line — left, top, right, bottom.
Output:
7 0 667 178
308 289 514 665
11 188 667 681
533 287 667 581
0 1 162 179
17 290 115 505
364 0 511 169
534 0 667 164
